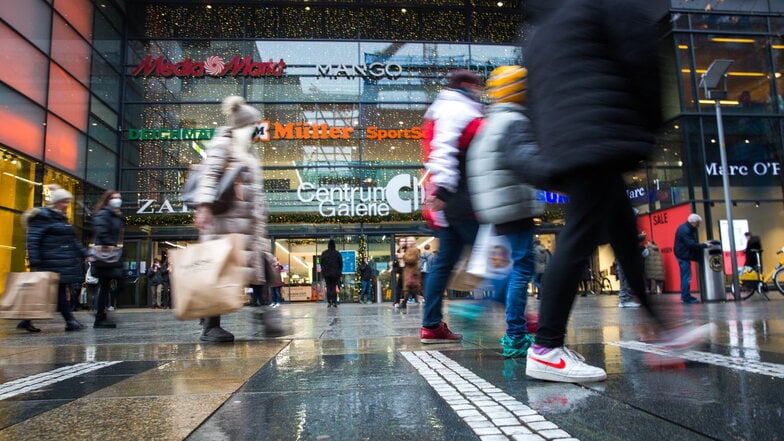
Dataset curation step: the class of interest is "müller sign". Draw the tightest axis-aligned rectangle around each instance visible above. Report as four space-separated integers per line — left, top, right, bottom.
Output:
131 55 286 78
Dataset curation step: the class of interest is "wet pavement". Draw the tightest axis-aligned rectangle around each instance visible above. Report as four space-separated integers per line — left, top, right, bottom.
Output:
1 293 783 441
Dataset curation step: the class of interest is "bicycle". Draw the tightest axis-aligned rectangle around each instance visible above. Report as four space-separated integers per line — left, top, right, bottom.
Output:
738 246 784 300
580 268 613 296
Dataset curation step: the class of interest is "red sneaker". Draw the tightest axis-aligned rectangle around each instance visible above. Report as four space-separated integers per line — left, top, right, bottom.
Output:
420 322 463 344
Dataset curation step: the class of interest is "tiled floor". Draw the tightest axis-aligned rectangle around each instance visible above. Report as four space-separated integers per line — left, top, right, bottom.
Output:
1 293 783 440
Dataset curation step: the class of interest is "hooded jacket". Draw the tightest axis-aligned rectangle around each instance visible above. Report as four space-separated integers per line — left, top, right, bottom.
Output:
423 88 484 220
24 207 87 284
509 0 662 190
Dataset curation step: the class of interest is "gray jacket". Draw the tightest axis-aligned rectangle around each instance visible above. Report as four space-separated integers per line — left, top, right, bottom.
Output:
195 127 270 285
467 103 544 225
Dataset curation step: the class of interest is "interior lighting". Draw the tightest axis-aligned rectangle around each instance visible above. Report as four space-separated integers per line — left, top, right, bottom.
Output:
206 5 212 9
755 201 760 207
710 38 756 43
305 6 310 11
678 45 689 49
698 99 738 105
497 2 504 6
401 8 407 13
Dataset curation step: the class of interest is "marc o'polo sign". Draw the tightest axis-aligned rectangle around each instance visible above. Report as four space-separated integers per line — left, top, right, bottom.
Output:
131 55 286 78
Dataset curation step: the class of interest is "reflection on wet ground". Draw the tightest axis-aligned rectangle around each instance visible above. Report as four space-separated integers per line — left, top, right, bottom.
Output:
1 294 783 440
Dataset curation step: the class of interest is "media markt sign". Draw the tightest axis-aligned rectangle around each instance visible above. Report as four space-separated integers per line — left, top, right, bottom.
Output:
131 55 286 78
297 174 420 217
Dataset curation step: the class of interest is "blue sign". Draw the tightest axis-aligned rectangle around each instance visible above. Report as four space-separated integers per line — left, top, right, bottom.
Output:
340 250 357 274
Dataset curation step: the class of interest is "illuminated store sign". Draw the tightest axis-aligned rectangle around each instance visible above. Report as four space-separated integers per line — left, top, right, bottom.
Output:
131 55 286 78
316 63 403 80
127 128 215 140
705 161 781 176
297 174 420 217
254 121 422 141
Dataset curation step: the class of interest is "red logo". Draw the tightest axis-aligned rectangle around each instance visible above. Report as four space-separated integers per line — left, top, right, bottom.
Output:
529 356 566 369
130 55 286 78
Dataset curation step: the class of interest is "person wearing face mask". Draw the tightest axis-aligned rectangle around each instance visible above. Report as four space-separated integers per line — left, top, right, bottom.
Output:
18 184 88 332
91 189 125 328
192 95 270 342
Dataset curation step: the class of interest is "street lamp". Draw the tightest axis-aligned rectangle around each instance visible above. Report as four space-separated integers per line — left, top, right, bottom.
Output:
699 59 741 300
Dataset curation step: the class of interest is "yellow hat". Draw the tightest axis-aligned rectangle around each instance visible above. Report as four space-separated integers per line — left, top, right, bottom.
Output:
486 66 528 104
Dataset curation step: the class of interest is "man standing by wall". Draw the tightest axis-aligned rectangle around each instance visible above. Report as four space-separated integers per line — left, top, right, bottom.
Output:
674 213 709 304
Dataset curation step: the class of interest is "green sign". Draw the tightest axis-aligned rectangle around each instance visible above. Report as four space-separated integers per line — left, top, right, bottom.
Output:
127 128 215 141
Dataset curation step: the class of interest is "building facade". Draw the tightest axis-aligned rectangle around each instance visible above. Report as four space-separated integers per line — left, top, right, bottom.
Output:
1 0 783 305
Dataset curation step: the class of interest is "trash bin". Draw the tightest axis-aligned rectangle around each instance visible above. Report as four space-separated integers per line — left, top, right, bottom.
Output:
701 240 725 302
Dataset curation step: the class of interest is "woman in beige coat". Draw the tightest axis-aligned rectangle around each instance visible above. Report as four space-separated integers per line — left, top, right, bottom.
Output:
193 96 268 342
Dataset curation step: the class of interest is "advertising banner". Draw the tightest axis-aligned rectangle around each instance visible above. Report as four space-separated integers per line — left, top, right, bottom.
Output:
637 203 696 294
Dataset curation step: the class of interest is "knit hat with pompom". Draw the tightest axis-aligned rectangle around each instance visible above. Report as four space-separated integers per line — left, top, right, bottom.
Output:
486 66 528 104
46 184 73 206
222 95 261 129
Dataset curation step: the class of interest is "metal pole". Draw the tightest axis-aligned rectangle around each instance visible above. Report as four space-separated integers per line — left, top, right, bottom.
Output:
714 99 741 300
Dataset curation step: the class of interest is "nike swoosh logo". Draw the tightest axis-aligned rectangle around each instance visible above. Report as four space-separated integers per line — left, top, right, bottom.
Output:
530 356 566 369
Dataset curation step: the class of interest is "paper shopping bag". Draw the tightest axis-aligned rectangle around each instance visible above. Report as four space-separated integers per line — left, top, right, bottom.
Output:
447 247 483 292
0 272 59 319
170 234 248 320
467 224 513 280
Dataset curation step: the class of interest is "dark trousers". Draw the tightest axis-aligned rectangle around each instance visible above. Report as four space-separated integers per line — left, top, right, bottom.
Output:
535 171 661 348
57 283 75 322
324 276 339 305
96 277 114 319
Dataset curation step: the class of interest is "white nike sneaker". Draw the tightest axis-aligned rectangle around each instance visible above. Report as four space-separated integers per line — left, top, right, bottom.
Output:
526 346 607 383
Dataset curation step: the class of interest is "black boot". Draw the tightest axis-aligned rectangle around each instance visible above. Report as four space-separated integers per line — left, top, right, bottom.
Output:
201 316 234 342
17 320 41 333
94 313 117 328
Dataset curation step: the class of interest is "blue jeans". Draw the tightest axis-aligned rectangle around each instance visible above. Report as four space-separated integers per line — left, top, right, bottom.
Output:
422 220 479 327
491 229 535 339
271 286 283 303
616 263 633 302
678 258 693 300
360 280 372 302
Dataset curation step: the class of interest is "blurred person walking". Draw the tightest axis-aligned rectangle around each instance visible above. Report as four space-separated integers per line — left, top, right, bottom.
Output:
400 236 422 308
510 1 713 383
146 258 164 308
467 65 544 358
320 239 342 308
192 96 269 342
91 189 125 328
420 69 484 343
532 240 549 299
18 185 87 332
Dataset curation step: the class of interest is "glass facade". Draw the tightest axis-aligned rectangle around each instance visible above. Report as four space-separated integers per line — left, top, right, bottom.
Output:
1 1 783 303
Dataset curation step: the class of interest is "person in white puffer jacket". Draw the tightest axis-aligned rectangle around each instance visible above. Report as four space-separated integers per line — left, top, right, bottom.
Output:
466 66 544 358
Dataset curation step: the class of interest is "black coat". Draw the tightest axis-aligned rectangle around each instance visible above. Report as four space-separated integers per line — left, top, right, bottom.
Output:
24 207 87 284
320 248 343 279
92 206 124 278
674 222 705 262
509 0 662 190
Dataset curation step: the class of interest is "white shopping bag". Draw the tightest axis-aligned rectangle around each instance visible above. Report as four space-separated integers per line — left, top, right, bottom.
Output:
467 224 513 280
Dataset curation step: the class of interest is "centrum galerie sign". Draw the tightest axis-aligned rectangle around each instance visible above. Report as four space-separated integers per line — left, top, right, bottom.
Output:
131 55 286 78
297 174 421 217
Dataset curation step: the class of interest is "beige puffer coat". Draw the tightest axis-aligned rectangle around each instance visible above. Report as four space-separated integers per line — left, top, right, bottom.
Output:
193 127 269 285
644 242 665 282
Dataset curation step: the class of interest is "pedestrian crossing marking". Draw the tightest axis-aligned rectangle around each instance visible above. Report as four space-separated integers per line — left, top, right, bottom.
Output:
0 362 122 400
402 350 578 441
